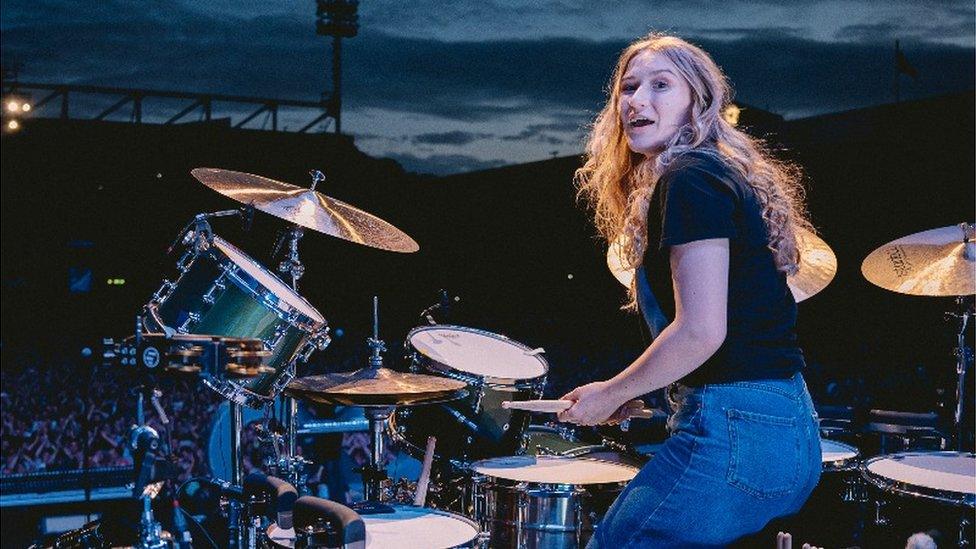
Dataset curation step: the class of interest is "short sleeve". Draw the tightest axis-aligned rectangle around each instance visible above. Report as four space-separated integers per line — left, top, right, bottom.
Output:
659 165 737 247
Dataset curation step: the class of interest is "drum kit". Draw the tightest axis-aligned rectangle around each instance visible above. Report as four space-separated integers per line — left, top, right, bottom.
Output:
67 167 658 549
45 162 973 548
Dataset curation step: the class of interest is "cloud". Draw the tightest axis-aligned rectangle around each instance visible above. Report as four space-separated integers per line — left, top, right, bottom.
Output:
500 123 580 145
411 130 494 145
691 26 807 41
1 0 973 173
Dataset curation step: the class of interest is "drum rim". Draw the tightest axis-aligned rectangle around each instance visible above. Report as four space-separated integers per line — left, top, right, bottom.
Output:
406 324 549 383
861 451 976 507
211 236 326 329
468 455 640 489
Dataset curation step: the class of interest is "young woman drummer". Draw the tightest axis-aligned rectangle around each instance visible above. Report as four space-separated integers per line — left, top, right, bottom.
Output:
559 33 822 547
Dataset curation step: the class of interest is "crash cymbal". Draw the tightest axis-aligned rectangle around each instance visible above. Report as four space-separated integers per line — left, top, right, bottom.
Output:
606 233 635 289
285 367 467 407
190 168 419 253
790 227 838 302
606 227 837 303
862 223 975 297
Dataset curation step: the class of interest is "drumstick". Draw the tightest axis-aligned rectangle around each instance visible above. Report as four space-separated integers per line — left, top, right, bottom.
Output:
413 436 436 507
501 399 655 419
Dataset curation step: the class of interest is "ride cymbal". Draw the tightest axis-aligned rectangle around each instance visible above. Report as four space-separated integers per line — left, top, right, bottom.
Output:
861 223 975 297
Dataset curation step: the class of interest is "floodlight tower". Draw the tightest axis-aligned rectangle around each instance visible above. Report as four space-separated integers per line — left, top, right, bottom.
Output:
316 0 359 134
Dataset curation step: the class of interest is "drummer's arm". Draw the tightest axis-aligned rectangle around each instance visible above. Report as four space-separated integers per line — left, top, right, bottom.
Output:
606 238 729 401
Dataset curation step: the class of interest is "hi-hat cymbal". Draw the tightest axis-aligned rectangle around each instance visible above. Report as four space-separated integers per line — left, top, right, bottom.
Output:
606 227 837 303
285 367 467 407
861 223 975 297
190 168 419 253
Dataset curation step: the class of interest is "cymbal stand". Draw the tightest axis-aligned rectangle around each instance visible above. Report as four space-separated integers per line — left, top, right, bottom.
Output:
362 296 391 502
270 173 327 494
947 296 974 451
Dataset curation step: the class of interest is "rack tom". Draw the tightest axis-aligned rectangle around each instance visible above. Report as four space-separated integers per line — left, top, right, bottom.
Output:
145 235 328 406
390 325 547 468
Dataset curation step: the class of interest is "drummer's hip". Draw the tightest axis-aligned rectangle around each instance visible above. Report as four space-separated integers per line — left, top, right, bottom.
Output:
591 374 822 547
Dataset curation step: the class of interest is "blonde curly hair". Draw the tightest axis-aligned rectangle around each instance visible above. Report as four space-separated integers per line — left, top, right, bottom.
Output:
576 33 812 308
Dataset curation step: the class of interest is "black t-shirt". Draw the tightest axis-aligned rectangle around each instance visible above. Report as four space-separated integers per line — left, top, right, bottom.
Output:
641 150 804 386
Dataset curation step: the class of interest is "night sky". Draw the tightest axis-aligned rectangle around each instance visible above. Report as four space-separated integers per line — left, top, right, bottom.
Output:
2 0 974 174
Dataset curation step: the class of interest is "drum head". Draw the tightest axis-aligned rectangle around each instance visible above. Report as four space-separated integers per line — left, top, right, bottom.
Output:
212 236 324 323
363 506 481 549
821 439 858 470
408 326 547 380
864 451 976 505
471 455 638 485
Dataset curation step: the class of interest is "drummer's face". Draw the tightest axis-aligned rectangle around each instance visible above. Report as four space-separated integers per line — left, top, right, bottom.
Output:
618 50 693 157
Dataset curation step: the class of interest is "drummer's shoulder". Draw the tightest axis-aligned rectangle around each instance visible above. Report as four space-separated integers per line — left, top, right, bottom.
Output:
660 149 740 196
665 149 736 179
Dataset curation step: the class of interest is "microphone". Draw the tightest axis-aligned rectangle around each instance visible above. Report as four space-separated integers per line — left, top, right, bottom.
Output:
243 473 299 530
421 290 460 325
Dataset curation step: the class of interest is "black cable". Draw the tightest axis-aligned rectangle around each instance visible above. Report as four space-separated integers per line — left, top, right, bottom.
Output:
178 506 219 549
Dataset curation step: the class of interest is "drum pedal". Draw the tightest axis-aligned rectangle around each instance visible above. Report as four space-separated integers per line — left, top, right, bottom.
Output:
350 501 396 515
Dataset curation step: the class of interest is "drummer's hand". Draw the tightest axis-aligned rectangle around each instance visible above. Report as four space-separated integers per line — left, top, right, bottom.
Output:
556 382 625 426
604 399 646 426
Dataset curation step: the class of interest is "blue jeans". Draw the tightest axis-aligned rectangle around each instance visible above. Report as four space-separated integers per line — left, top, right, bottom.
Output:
588 373 822 548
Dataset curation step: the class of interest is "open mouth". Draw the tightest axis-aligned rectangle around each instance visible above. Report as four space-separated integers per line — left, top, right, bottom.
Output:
628 117 654 128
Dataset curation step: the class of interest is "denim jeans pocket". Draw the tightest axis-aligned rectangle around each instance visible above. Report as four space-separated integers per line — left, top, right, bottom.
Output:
726 408 800 499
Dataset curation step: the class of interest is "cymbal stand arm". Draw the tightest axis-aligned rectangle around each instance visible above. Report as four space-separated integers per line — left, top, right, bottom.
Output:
168 210 238 255
278 225 305 291
367 296 386 369
949 296 974 450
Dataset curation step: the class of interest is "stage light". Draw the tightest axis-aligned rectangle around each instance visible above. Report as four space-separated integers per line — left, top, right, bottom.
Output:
7 120 20 131
722 104 741 126
6 100 20 112
21 103 31 112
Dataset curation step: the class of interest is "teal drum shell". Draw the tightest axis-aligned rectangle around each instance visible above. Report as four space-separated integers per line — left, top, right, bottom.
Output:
146 236 327 401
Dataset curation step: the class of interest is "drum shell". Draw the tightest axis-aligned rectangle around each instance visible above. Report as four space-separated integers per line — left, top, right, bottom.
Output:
861 474 975 548
469 467 631 548
391 327 547 468
148 237 325 399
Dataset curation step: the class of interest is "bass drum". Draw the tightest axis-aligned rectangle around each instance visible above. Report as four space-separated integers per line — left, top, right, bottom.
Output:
207 400 270 479
146 235 328 407
390 325 548 469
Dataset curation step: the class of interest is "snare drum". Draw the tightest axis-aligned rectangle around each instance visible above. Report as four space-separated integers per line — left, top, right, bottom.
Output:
390 326 548 468
469 455 639 548
146 235 329 406
266 505 484 548
862 452 975 547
